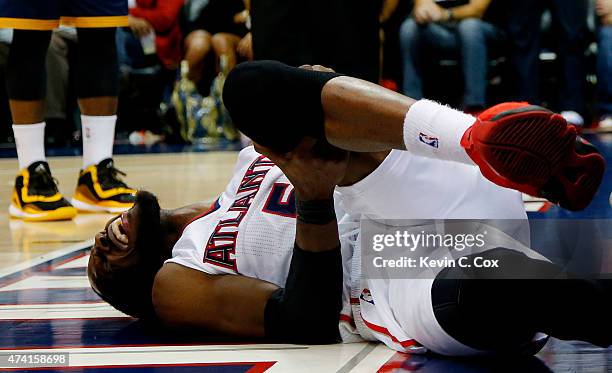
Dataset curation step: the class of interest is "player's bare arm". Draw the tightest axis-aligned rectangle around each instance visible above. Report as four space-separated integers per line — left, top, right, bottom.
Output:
152 263 278 337
223 61 605 211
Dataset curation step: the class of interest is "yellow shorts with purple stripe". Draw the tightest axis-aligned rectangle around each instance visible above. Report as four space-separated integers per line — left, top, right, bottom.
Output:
0 0 128 30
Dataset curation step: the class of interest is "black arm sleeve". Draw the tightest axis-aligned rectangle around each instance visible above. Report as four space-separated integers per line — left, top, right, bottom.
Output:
264 243 343 344
223 60 342 153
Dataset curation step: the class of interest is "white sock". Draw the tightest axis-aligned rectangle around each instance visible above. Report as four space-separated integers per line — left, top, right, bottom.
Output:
81 115 116 168
402 100 475 165
12 122 46 169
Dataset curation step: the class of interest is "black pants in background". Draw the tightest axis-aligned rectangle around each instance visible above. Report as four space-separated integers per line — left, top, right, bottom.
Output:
251 0 381 83
506 0 589 113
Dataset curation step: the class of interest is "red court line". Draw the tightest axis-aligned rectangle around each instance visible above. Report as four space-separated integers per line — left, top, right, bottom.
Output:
1 361 277 371
43 251 89 273
377 352 413 372
0 341 275 351
538 203 552 213
246 361 276 373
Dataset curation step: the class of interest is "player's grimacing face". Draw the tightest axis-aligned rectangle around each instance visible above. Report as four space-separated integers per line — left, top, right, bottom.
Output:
90 201 143 276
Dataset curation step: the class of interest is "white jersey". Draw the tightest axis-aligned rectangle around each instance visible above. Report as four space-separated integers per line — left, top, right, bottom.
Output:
336 150 547 356
167 147 361 343
168 147 541 355
169 147 298 286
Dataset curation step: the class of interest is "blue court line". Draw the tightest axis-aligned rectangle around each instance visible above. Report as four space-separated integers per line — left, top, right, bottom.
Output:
3 362 273 373
0 318 262 350
5 366 254 373
0 288 101 305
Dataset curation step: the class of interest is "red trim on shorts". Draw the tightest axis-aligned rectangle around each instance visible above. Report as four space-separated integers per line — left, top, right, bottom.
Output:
361 317 418 348
339 313 355 327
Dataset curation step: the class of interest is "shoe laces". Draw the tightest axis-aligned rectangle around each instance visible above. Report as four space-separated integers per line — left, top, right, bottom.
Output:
29 164 60 196
97 161 129 189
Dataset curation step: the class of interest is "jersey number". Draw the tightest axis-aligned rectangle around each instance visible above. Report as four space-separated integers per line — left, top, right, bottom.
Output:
262 183 296 218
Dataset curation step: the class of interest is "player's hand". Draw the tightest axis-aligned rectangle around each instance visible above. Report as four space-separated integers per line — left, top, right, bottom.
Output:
129 15 154 37
254 138 349 201
237 33 253 60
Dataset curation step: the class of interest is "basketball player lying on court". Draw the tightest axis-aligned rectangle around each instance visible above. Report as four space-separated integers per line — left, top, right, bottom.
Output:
89 64 610 356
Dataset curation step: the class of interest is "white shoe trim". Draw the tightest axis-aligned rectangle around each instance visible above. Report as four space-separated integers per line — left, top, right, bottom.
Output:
8 204 45 219
70 198 130 214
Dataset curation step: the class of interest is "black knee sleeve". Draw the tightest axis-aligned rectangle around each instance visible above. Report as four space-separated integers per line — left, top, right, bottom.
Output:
5 30 52 100
433 248 612 351
432 248 557 353
264 243 343 344
223 60 341 153
76 28 119 98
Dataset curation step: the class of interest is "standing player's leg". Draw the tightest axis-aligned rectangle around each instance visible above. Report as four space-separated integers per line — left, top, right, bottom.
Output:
70 27 136 213
6 30 77 221
223 61 606 210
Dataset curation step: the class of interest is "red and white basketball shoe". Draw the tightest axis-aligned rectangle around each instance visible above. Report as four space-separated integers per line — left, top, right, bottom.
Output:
461 102 606 211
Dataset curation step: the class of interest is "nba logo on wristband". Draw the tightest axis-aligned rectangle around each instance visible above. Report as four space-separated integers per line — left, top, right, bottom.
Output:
419 132 439 148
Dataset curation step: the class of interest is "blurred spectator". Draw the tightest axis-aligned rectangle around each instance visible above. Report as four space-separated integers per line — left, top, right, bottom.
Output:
596 0 612 130
117 0 185 71
506 0 589 126
399 0 505 112
182 0 250 89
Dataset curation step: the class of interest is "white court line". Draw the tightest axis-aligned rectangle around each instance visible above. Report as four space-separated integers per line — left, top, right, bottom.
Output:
0 343 371 372
0 275 90 291
0 240 93 279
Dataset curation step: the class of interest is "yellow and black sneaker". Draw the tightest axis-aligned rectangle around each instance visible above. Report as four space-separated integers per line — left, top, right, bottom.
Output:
71 158 136 213
10 161 77 221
